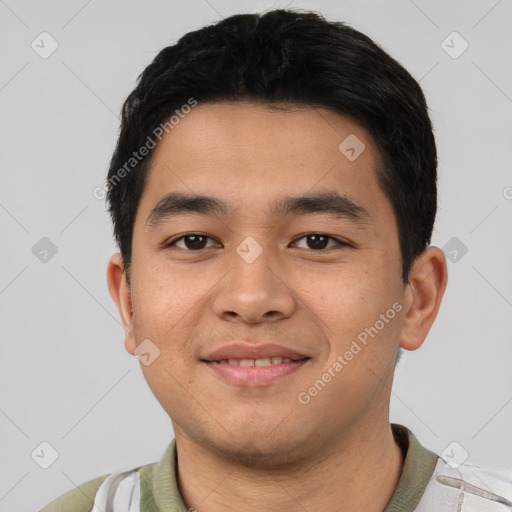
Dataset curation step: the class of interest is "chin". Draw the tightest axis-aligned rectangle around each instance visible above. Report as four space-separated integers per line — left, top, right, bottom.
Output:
209 435 310 470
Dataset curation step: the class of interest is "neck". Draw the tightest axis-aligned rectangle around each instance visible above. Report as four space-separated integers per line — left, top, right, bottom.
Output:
174 419 404 512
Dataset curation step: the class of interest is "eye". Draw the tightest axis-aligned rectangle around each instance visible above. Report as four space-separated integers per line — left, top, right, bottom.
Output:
165 234 220 251
164 233 348 252
292 233 347 250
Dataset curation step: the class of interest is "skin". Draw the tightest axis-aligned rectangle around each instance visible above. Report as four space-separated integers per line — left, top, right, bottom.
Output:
107 102 447 512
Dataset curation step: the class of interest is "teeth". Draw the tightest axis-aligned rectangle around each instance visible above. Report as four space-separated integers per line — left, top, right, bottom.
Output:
217 357 296 366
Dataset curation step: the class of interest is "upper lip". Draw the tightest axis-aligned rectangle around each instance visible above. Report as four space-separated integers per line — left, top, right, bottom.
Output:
202 343 310 362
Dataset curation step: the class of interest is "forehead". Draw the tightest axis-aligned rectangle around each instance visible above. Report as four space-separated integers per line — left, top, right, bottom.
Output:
139 102 387 221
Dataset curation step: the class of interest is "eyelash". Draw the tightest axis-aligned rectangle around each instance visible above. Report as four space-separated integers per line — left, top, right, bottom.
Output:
164 233 349 251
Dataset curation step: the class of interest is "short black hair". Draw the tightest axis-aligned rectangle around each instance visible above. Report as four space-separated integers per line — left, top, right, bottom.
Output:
106 9 437 285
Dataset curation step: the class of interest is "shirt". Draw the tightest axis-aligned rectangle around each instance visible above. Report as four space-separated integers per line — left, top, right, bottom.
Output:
39 423 512 511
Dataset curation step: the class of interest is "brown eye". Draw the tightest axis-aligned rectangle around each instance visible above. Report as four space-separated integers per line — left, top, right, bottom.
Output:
167 234 218 250
183 235 207 249
294 234 344 250
306 234 329 250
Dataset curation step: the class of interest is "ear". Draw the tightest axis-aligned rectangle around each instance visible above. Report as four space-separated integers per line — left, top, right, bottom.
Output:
106 253 137 355
399 246 448 351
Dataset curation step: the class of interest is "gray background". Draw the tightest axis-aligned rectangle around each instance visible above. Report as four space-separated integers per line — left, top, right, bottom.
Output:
1 0 511 510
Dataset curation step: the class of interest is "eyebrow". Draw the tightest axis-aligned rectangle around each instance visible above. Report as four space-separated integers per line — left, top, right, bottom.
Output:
146 191 370 229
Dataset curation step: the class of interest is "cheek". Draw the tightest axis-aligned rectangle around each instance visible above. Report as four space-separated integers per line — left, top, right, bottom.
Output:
315 265 402 356
313 268 379 325
130 256 203 336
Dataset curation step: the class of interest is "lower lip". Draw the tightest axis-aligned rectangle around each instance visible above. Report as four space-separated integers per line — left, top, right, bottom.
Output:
203 359 309 386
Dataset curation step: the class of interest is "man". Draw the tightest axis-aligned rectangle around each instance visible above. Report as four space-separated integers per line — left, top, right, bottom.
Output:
40 8 511 512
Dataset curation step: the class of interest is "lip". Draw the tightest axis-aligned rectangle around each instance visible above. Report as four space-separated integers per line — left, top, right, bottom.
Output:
202 343 309 362
204 359 310 387
201 343 310 387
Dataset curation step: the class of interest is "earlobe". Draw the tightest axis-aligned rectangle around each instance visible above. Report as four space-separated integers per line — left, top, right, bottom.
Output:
106 253 137 355
399 246 448 351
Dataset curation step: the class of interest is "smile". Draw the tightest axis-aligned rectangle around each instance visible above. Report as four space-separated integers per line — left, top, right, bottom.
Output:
214 357 298 366
204 357 310 386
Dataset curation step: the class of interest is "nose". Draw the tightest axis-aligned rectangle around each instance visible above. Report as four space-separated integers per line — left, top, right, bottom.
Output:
212 245 297 325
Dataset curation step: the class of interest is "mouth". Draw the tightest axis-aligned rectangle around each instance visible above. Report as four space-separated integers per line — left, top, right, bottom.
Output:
209 356 307 366
201 343 311 387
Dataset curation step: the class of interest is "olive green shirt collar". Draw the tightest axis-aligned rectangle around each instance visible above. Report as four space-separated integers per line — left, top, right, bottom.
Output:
139 423 438 512
384 423 438 511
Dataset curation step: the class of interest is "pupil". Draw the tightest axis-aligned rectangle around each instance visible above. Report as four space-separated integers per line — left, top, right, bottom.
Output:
183 235 328 250
185 235 206 249
308 234 328 250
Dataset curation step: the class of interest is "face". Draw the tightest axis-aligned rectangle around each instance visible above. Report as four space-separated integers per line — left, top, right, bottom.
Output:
113 102 415 464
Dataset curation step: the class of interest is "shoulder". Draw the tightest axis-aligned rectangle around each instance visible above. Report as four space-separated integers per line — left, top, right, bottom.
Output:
457 461 512 502
38 473 111 512
416 456 512 511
